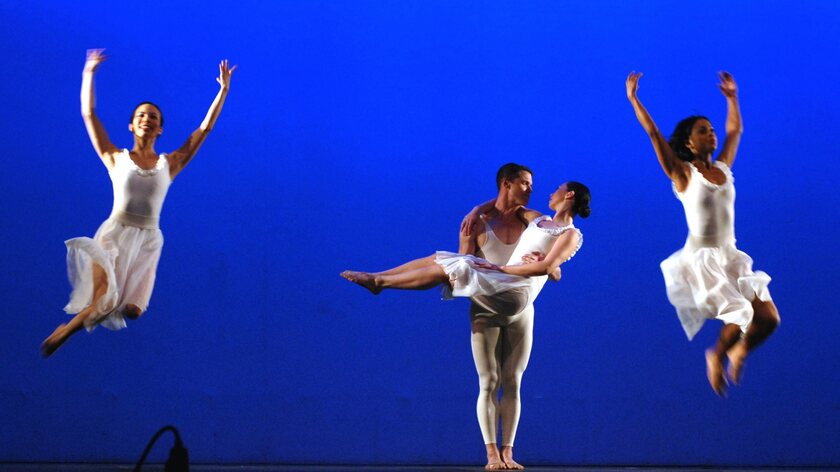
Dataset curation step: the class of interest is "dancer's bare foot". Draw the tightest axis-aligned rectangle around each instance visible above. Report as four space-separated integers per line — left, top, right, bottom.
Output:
41 324 70 358
726 341 748 385
484 444 506 471
340 270 382 294
501 446 525 470
705 349 728 397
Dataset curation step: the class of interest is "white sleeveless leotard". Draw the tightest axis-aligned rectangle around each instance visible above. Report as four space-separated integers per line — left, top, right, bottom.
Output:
63 150 172 330
660 161 772 339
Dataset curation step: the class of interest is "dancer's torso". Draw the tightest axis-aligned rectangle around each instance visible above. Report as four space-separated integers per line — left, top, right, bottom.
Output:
109 149 172 229
477 220 521 265
506 216 565 265
677 161 735 247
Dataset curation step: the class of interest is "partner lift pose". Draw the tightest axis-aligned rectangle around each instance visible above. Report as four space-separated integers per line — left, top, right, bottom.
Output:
343 165 590 470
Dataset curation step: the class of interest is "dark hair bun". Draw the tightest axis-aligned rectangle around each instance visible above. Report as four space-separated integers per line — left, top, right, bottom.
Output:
577 205 591 218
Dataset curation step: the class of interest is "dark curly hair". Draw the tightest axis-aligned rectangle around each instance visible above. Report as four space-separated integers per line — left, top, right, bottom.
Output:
668 115 709 162
565 181 591 218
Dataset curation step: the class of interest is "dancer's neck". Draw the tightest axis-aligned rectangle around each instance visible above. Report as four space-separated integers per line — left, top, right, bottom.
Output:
552 210 574 227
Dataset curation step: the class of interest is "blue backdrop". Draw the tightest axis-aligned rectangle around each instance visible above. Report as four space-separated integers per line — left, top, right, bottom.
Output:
1 0 838 466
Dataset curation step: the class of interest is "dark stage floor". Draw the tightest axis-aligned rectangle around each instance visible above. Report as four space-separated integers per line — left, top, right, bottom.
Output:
1 465 838 472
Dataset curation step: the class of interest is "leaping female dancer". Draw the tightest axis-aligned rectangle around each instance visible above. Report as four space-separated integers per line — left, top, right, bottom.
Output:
41 49 236 357
626 71 780 396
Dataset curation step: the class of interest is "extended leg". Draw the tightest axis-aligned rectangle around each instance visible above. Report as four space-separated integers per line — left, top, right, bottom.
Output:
471 316 505 470
341 255 448 294
41 263 109 358
374 254 440 276
726 298 780 384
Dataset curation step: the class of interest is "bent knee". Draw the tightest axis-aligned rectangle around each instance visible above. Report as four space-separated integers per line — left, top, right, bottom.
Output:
478 374 500 392
753 301 780 328
124 305 143 320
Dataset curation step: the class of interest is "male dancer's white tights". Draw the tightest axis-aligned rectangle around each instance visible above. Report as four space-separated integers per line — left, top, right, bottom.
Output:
470 303 534 447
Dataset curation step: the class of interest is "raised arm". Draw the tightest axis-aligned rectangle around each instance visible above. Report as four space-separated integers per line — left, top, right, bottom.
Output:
167 59 237 179
497 229 580 277
81 49 120 169
715 71 742 167
626 72 689 190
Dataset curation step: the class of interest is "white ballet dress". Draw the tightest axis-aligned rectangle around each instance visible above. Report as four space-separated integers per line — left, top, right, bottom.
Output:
661 161 772 340
64 150 171 330
435 215 583 314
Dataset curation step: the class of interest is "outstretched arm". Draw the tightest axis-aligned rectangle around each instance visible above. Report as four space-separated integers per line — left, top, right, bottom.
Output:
167 59 237 178
715 71 743 167
626 71 688 190
81 49 120 169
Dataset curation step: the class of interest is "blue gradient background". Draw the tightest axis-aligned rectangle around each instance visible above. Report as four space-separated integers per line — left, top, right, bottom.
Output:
1 0 838 466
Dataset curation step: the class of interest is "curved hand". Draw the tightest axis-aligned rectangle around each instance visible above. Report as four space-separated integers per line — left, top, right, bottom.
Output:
84 49 107 73
460 211 481 237
216 59 237 90
718 71 738 98
626 71 643 100
520 251 546 264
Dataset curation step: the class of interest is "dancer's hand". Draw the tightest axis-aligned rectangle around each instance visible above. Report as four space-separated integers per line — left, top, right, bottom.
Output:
216 59 237 90
474 260 501 271
460 209 481 236
84 49 107 73
626 71 643 100
520 251 546 264
718 71 737 98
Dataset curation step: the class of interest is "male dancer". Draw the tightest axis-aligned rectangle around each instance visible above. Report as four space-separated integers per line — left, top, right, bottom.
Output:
460 163 555 471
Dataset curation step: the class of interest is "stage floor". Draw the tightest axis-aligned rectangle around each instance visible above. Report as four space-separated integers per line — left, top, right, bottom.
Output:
1 465 838 472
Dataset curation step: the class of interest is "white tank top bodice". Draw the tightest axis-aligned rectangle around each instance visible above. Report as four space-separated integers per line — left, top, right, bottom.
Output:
675 161 735 247
506 215 583 300
109 149 172 229
476 220 521 265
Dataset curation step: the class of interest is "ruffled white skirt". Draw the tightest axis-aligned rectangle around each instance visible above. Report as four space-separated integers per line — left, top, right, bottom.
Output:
435 251 532 315
64 218 163 331
661 238 771 340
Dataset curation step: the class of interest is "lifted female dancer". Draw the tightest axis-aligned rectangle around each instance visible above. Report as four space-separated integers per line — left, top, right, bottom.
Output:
341 181 589 315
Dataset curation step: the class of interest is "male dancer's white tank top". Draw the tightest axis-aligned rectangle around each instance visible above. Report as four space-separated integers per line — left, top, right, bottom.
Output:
109 150 172 229
476 219 520 265
470 219 526 315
